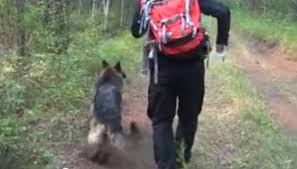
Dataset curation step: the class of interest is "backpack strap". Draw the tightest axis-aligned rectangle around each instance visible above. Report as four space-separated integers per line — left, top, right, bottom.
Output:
185 0 191 25
139 0 169 35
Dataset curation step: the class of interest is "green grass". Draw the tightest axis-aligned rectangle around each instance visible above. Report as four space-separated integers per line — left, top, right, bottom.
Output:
208 60 297 169
0 27 142 169
233 9 297 60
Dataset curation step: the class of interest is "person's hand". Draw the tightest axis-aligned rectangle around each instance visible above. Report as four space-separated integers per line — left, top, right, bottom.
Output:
216 44 227 60
216 44 225 53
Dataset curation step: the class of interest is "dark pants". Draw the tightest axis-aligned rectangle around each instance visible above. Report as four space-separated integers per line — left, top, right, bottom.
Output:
148 56 205 169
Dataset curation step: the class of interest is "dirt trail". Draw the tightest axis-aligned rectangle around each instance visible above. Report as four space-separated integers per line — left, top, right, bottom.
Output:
230 32 297 138
59 78 156 169
57 31 297 169
58 75 239 169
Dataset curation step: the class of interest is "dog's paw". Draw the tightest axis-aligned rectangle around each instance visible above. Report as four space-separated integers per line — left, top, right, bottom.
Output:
110 133 126 150
90 149 111 165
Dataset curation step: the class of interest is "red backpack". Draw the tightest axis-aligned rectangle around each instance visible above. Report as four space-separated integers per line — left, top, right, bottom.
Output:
140 0 205 56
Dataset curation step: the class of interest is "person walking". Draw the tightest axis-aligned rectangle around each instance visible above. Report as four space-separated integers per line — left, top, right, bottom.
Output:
131 0 231 168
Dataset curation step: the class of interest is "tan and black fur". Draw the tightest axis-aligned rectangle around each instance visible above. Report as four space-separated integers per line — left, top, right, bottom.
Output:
88 60 138 163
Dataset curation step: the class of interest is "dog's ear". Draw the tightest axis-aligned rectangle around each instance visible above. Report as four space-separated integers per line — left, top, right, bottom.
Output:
114 61 122 72
114 61 126 79
102 60 109 68
121 72 127 79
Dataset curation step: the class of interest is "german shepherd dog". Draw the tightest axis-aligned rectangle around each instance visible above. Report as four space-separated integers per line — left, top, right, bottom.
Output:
88 60 137 163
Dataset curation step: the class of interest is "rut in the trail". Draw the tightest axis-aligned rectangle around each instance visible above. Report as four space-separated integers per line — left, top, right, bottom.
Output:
59 78 156 169
230 32 297 139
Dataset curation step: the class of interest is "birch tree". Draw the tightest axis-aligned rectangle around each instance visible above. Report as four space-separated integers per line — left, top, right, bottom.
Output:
120 0 125 27
92 0 96 19
102 0 110 30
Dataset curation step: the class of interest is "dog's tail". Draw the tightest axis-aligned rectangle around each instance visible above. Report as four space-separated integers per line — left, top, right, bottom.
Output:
129 121 140 136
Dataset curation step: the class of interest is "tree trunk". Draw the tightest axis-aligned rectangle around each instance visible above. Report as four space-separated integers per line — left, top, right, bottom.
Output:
79 0 83 14
53 0 70 54
120 0 125 27
92 0 97 19
16 0 26 57
293 0 297 21
103 0 110 30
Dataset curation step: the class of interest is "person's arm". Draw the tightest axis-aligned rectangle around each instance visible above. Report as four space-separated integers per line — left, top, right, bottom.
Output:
199 0 231 46
131 1 148 38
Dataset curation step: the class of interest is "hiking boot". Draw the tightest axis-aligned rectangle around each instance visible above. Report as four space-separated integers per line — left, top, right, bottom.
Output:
176 143 188 169
184 150 192 164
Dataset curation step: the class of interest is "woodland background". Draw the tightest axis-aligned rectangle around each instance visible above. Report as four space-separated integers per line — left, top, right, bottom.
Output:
1 0 297 169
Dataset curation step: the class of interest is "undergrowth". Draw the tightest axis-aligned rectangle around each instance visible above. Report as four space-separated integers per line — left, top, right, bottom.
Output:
209 60 297 169
233 9 297 60
0 23 141 169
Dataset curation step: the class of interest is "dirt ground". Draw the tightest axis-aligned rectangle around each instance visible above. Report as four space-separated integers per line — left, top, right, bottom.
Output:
58 31 297 169
230 32 297 139
58 78 156 169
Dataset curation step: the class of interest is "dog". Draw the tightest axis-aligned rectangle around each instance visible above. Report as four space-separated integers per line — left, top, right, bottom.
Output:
88 60 139 163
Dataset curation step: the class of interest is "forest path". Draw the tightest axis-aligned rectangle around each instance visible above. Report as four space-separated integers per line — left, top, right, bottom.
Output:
58 31 297 169
230 32 297 139
58 77 156 169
